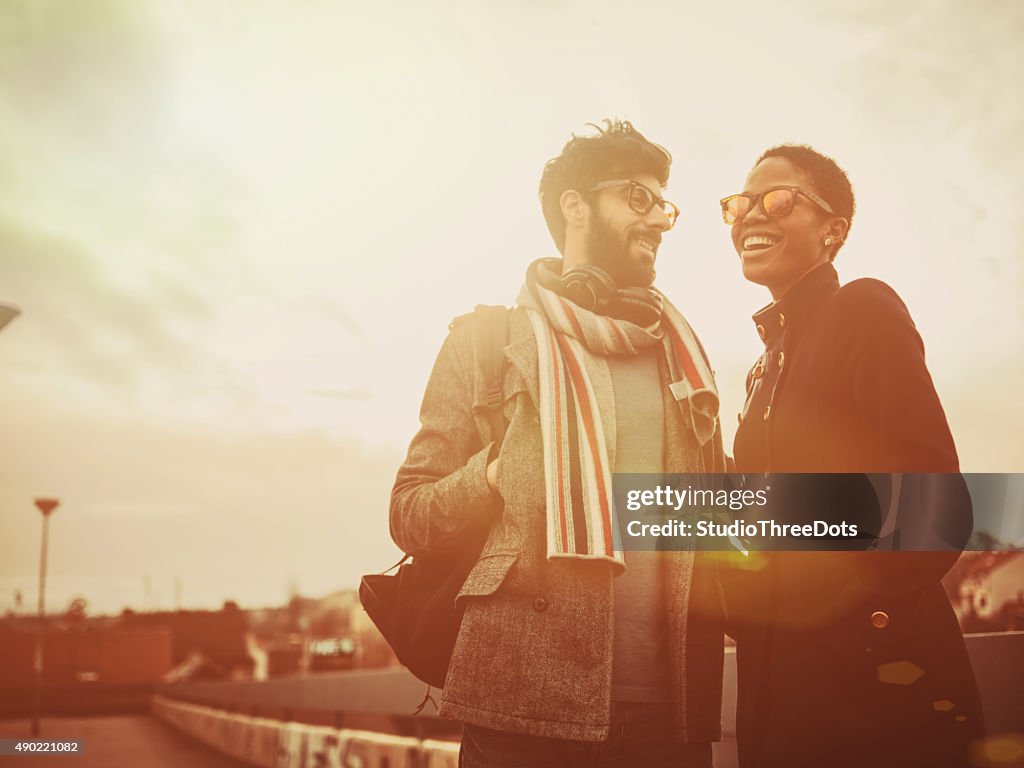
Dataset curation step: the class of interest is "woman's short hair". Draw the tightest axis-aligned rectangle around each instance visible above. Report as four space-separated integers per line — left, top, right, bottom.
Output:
756 144 856 257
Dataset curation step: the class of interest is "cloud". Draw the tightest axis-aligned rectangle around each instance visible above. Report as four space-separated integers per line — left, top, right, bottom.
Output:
309 388 374 402
0 0 166 157
820 0 1024 174
0 217 211 397
0 390 404 614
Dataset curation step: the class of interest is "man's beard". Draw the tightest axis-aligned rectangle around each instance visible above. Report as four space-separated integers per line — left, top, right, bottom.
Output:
583 215 656 289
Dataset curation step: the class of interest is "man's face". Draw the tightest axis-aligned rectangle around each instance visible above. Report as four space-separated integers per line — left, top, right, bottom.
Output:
582 172 672 289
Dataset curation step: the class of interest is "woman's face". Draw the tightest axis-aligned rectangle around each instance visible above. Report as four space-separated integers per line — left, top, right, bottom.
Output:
730 157 835 300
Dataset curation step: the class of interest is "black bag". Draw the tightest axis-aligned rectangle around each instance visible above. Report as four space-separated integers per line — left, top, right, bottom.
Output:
359 305 510 688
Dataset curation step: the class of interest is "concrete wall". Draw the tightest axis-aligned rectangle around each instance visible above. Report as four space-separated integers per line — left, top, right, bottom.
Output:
154 632 1024 768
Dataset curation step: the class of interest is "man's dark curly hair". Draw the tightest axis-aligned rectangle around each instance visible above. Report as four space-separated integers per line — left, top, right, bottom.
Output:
755 144 856 258
539 119 671 253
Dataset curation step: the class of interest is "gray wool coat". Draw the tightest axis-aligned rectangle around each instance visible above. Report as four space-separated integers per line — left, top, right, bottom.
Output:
390 306 727 742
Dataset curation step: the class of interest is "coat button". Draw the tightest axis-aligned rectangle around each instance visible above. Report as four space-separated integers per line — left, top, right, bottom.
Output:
756 324 766 340
778 313 786 328
870 611 890 629
752 362 764 379
533 597 548 612
778 352 785 369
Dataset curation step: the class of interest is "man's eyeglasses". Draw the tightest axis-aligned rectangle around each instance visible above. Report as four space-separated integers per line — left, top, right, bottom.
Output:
589 179 680 229
719 186 834 225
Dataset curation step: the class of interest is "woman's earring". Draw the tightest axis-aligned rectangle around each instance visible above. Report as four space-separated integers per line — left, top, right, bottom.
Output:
824 237 833 246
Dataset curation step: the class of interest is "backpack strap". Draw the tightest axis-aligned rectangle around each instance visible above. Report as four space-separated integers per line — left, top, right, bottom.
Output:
473 304 510 449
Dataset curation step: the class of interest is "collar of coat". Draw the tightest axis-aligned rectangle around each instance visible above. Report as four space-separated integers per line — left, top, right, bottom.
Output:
752 262 840 348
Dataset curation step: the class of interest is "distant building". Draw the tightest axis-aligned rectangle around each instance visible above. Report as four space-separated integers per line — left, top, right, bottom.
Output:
120 601 254 679
0 624 173 688
246 589 398 676
0 619 173 718
955 551 1024 633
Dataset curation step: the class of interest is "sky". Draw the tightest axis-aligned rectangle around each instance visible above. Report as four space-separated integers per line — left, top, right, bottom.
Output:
0 0 1022 616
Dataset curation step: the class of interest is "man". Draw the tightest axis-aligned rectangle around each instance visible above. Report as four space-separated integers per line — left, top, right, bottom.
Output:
390 119 726 766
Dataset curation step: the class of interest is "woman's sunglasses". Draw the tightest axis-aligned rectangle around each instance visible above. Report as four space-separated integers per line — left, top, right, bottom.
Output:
720 186 834 225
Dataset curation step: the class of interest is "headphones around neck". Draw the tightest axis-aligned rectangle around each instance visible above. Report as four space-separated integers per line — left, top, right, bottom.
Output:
560 264 619 312
557 264 663 326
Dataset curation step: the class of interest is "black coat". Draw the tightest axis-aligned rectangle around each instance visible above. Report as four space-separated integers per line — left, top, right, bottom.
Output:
727 263 983 767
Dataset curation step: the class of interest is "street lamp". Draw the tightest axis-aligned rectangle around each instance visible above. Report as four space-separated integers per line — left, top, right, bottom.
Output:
31 498 59 737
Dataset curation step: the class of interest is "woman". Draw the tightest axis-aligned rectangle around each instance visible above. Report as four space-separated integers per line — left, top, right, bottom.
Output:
720 145 983 767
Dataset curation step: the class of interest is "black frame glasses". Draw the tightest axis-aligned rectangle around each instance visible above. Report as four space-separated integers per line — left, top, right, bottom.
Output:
719 186 834 225
589 179 680 228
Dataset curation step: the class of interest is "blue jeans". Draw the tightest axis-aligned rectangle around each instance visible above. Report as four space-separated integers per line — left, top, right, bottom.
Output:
459 702 713 768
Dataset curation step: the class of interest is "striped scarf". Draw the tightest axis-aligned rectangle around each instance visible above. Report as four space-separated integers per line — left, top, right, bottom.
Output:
518 258 719 568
